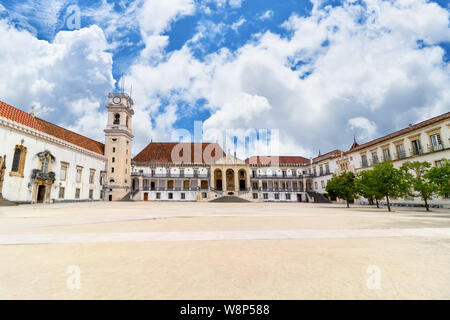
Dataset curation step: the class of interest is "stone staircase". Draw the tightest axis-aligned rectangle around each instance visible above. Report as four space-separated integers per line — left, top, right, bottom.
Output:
210 196 250 203
306 191 331 203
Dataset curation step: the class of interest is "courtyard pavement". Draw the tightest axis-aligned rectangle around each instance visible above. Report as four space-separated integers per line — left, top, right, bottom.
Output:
0 202 449 299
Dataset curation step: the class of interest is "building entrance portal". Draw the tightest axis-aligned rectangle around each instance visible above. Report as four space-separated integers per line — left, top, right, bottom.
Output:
226 169 235 191
37 185 46 203
238 169 247 191
214 169 223 191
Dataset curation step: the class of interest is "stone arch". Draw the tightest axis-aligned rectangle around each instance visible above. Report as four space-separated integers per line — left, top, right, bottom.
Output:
226 169 235 191
113 113 120 125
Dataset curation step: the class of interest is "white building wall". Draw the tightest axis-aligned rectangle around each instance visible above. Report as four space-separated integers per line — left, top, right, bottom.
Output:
0 124 106 202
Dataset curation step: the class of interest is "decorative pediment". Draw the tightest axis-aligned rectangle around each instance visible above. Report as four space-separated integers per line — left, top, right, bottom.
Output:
214 154 246 165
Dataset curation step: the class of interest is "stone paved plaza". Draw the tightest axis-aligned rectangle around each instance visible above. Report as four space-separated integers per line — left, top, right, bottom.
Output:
0 202 449 299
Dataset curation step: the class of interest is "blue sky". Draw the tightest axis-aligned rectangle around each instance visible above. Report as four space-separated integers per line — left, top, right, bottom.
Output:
0 0 449 157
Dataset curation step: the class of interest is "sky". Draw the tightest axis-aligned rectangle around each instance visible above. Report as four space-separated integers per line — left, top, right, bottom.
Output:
0 0 449 158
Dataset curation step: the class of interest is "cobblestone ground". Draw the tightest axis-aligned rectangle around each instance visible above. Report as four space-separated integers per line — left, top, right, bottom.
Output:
0 202 449 299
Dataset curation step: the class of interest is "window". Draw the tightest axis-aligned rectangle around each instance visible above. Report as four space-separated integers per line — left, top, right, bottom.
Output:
112 147 116 153
58 187 65 199
183 180 190 189
167 180 174 189
89 169 95 184
168 193 173 200
75 188 81 199
430 134 442 151
252 182 258 189
411 139 421 155
202 192 207 198
76 167 82 183
262 182 267 190
89 189 93 200
325 164 330 174
126 116 129 127
181 193 185 200
10 144 27 177
383 148 390 161
112 157 115 163
293 182 298 190
371 151 379 164
321 180 324 188
314 182 318 189
111 167 114 173
253 193 258 199
435 160 443 167
113 113 120 124
156 192 161 199
361 155 368 167
285 193 291 200
396 144 405 159
41 156 49 173
11 148 21 172
60 163 68 181
274 194 280 200
201 180 208 189
263 193 268 199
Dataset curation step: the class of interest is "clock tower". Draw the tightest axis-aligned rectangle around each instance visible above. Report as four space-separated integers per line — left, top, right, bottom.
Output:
104 92 134 201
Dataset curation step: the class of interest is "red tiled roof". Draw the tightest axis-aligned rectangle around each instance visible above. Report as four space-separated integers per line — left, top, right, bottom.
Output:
0 100 41 130
345 112 450 154
246 155 310 165
0 100 105 155
133 142 225 164
313 149 342 162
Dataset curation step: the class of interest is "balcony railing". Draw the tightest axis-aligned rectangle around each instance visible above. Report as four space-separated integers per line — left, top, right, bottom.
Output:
138 186 203 192
31 170 56 181
131 172 210 178
251 173 314 179
256 188 303 192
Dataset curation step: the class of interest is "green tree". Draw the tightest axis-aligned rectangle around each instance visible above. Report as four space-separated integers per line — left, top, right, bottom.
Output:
400 161 437 212
356 169 384 208
371 162 410 212
325 171 358 208
425 159 450 198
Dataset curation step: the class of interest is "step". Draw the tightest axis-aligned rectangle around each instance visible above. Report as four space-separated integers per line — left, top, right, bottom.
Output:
209 196 250 203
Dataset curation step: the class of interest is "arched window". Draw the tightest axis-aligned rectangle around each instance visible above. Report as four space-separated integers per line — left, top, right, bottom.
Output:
11 148 21 172
113 113 120 124
126 116 129 127
10 144 27 178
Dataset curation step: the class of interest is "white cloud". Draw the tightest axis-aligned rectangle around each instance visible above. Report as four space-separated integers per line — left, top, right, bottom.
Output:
228 0 244 8
231 18 246 32
348 117 378 141
125 0 450 156
0 21 114 141
2 0 449 158
138 0 195 35
259 10 274 21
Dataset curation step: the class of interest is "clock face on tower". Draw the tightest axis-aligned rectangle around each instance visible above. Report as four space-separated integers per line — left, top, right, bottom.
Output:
113 96 121 104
